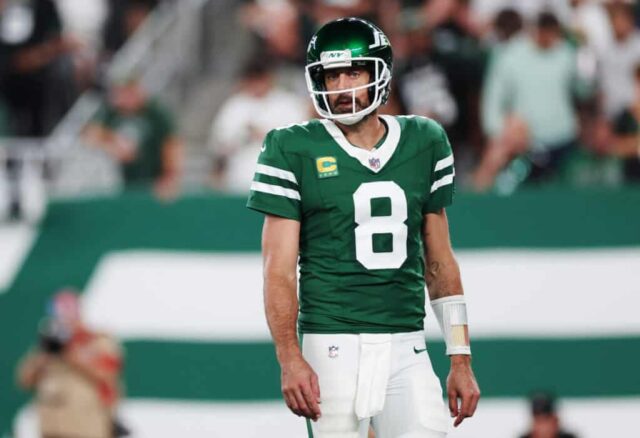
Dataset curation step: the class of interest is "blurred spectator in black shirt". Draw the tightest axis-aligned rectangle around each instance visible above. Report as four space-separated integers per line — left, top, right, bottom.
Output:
429 0 488 149
395 11 458 127
0 0 78 136
0 97 9 136
102 0 158 59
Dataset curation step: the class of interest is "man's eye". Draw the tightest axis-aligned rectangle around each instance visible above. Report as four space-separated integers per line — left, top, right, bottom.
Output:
349 71 360 78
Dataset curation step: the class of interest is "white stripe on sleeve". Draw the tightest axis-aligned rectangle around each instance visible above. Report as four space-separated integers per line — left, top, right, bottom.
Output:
430 170 455 194
434 154 454 172
250 181 301 200
255 164 298 184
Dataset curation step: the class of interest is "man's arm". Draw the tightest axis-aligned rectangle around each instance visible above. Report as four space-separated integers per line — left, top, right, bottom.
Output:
611 134 640 157
262 215 321 421
63 337 121 388
155 136 183 199
17 350 50 390
424 208 480 427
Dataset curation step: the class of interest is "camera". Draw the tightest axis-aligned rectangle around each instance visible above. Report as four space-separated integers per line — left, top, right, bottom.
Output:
38 318 72 354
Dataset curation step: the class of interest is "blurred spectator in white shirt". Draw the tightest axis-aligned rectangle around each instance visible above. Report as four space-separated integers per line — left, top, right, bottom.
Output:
569 0 613 56
208 59 309 193
471 0 572 25
55 0 107 51
55 0 108 89
474 11 587 190
564 0 613 94
598 2 640 121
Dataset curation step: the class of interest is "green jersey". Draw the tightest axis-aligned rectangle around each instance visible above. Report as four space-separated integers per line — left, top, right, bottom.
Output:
247 115 455 334
93 100 176 185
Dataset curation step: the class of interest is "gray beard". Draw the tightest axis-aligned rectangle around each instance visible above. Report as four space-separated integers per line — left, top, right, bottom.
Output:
330 96 367 114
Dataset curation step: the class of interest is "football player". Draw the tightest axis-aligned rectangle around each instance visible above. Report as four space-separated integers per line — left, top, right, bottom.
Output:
247 17 480 438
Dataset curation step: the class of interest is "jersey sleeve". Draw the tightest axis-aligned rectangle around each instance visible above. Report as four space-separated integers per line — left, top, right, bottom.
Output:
424 125 455 214
246 130 302 221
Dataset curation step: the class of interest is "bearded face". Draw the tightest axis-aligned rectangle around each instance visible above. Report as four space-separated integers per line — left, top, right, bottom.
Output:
323 67 372 115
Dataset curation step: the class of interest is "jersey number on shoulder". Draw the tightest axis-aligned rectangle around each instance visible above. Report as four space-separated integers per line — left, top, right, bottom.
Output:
353 181 407 270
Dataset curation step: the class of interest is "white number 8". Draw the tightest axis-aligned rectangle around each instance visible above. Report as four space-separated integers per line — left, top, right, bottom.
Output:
353 181 408 270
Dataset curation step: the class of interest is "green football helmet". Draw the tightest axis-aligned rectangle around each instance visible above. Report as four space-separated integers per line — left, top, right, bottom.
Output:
305 17 393 125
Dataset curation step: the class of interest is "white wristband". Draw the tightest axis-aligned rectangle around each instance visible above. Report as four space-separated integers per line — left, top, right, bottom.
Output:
431 295 471 356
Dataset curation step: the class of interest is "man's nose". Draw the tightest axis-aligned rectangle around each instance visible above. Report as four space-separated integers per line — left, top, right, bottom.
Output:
337 73 353 90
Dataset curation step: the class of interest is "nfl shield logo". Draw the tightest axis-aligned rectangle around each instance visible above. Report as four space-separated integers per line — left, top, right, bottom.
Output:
328 345 339 358
369 157 380 170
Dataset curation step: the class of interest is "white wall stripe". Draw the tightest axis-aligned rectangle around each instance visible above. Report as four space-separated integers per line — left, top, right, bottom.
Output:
255 164 298 184
16 397 640 438
430 171 455 193
0 224 36 293
82 248 640 341
250 181 301 200
434 154 454 172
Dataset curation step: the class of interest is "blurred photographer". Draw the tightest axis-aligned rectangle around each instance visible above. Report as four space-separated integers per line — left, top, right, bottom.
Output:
17 289 124 438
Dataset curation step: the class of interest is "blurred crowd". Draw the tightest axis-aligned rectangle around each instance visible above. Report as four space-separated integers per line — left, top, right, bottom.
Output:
0 0 182 220
4 0 640 208
0 0 161 137
211 0 640 193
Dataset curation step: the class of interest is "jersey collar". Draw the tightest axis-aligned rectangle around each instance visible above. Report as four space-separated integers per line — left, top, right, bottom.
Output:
319 115 400 173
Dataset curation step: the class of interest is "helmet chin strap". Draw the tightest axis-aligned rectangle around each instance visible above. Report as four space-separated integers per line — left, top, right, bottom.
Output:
320 76 385 125
333 104 377 126
335 115 364 126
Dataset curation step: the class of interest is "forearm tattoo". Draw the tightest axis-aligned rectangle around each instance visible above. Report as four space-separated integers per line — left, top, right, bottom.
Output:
426 261 440 284
425 258 462 297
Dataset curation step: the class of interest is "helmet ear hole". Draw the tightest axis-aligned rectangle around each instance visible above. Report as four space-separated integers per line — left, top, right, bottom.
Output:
380 66 391 105
310 66 325 90
364 62 376 103
309 65 328 111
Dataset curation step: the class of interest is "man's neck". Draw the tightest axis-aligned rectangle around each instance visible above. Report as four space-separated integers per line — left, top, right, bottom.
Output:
334 112 386 151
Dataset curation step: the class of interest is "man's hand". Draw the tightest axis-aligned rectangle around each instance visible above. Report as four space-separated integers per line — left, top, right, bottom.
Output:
154 177 179 201
17 351 52 389
111 135 138 163
83 125 137 162
446 355 480 427
280 353 321 421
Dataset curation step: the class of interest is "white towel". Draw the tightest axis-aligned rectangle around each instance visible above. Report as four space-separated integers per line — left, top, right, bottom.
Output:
354 333 392 420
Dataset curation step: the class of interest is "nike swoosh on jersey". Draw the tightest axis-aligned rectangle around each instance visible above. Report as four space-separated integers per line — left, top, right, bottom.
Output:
260 143 266 152
413 347 427 354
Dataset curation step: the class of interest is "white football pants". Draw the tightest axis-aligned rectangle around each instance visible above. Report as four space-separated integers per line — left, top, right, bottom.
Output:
302 331 449 438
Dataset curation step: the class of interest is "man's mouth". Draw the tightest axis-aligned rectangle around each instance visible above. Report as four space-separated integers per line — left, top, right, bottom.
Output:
334 96 359 112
